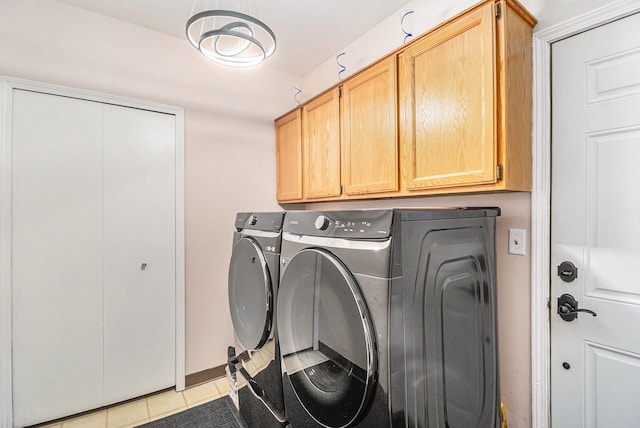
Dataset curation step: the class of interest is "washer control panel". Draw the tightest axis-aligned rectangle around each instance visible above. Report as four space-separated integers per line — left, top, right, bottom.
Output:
235 212 285 232
285 210 393 239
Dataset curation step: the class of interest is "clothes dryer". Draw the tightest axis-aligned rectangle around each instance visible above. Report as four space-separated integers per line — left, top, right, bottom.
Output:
277 210 398 428
276 208 501 428
227 212 287 427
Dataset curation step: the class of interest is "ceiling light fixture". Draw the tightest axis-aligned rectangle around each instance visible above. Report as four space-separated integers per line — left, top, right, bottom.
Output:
186 0 276 68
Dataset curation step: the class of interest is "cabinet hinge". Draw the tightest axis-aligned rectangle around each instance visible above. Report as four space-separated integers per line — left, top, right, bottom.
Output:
340 184 344 194
496 164 504 181
495 3 502 18
338 87 343 98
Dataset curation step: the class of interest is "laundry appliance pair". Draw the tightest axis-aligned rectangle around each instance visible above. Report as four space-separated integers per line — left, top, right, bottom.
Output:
228 208 501 428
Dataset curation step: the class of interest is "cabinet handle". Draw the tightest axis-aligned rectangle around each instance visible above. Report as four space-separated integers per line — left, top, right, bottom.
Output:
141 262 148 270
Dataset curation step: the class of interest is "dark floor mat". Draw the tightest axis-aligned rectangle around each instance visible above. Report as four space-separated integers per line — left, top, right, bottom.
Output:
138 396 248 428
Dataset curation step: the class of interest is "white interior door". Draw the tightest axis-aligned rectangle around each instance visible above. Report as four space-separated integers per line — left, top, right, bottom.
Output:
102 105 176 404
551 12 640 427
11 90 104 427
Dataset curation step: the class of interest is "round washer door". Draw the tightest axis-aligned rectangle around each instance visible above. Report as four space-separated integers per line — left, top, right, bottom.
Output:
228 236 272 351
277 248 377 428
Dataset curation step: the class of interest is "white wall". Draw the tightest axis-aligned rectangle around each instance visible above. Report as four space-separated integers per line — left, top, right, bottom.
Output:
0 0 298 375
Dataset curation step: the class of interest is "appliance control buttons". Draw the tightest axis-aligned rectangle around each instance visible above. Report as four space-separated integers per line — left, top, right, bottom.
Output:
248 215 258 226
314 215 330 230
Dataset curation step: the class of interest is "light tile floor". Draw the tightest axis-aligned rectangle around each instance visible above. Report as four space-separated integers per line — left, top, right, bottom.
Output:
34 378 230 428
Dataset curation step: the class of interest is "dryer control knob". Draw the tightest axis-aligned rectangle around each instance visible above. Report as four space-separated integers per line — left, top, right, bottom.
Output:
314 215 330 231
248 215 258 226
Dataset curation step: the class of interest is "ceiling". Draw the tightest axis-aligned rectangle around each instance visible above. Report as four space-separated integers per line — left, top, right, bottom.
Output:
55 0 412 76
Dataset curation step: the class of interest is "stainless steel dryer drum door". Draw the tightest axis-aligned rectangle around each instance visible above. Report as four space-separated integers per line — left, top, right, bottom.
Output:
228 236 273 351
277 248 377 428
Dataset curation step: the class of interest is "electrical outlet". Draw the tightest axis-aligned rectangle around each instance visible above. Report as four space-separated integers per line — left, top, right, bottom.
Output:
508 229 526 255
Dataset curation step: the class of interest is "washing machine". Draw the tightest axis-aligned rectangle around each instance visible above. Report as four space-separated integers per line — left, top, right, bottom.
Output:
227 212 287 427
276 209 399 428
276 208 501 428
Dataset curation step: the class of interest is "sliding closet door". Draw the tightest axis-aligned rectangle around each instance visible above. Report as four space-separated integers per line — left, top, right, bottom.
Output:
102 105 176 404
11 90 104 427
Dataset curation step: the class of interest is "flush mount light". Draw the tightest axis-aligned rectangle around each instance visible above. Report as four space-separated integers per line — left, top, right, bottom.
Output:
186 0 276 68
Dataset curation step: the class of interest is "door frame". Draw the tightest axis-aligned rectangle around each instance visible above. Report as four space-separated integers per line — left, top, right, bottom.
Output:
0 76 186 428
531 2 640 427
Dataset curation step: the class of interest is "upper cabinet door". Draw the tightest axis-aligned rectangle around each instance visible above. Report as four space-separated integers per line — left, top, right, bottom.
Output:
275 109 303 202
303 88 341 199
399 3 496 190
341 56 398 195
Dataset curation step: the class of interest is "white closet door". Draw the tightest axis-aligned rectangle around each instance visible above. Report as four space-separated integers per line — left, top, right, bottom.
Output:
11 90 104 427
102 105 176 404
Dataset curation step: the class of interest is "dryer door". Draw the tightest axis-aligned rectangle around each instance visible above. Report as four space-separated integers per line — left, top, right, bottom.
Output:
277 248 377 428
228 236 273 351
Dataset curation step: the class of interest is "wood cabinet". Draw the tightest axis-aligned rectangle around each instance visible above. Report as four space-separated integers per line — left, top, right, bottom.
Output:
275 109 303 202
275 57 398 202
302 88 341 199
399 0 535 193
341 56 398 195
399 4 496 190
274 0 536 203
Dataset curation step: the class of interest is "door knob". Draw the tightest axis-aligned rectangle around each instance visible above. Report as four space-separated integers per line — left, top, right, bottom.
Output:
557 293 597 321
